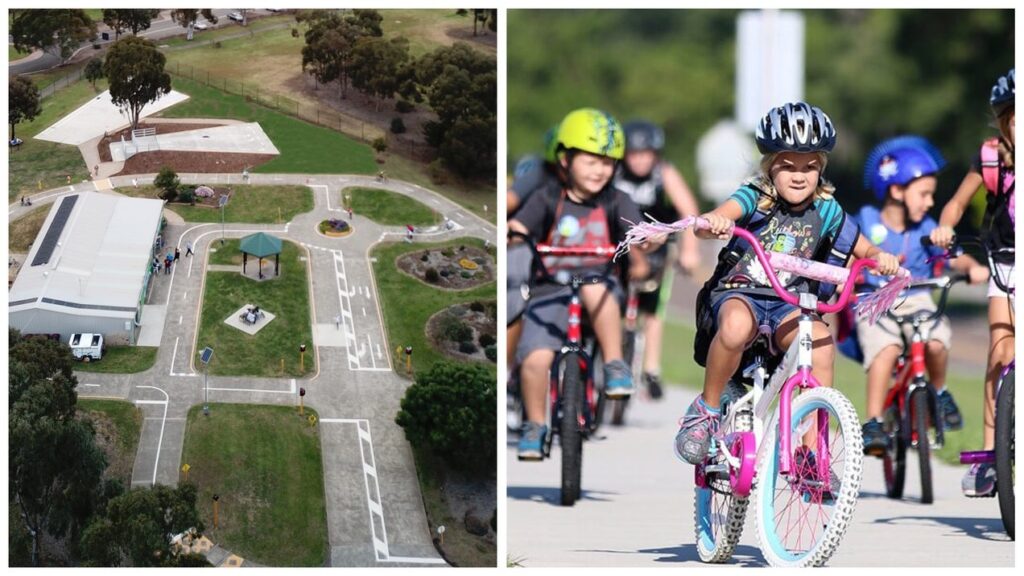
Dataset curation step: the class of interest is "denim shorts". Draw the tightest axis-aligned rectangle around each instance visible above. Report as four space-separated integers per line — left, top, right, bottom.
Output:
710 291 801 335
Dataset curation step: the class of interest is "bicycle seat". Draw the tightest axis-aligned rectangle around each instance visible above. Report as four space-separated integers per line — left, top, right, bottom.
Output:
734 325 784 385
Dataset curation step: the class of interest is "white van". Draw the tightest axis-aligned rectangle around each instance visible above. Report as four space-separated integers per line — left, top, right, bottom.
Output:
70 333 103 362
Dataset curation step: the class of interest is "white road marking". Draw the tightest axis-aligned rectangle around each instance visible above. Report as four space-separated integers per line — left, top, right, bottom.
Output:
84 383 101 387
135 385 169 486
169 337 180 376
178 315 183 324
362 307 366 317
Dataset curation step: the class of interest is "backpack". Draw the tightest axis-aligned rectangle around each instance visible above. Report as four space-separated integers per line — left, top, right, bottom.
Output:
692 185 861 367
980 138 1015 226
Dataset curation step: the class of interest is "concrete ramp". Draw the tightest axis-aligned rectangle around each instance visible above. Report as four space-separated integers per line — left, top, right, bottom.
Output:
35 90 189 146
109 123 279 161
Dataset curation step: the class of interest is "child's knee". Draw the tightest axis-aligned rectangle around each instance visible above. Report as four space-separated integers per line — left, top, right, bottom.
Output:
990 337 1015 367
522 351 552 375
716 302 755 346
926 340 947 356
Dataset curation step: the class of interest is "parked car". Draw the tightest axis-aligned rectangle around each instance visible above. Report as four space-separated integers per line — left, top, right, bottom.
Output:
193 20 209 30
228 11 245 22
69 333 104 362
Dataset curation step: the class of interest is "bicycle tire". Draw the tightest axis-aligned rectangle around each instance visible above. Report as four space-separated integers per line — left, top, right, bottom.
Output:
911 387 933 504
695 387 751 563
591 348 607 432
560 352 584 506
995 367 1015 539
755 387 863 567
882 402 906 499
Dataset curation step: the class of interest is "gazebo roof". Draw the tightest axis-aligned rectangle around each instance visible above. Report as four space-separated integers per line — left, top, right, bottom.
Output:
239 232 282 258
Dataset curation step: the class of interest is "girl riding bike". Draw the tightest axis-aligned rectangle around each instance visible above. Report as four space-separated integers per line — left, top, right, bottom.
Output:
929 68 1015 498
673 102 900 466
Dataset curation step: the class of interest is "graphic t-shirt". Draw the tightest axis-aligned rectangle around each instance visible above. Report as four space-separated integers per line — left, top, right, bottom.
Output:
613 161 680 225
854 205 946 292
713 185 845 298
512 185 642 279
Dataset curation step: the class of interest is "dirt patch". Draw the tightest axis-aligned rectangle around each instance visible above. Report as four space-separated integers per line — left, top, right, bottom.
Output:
441 469 496 542
97 121 225 162
396 246 494 290
425 300 497 364
113 150 276 177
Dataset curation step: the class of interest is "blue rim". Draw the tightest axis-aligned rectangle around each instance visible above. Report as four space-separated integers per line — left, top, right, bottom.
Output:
760 397 840 563
695 486 716 553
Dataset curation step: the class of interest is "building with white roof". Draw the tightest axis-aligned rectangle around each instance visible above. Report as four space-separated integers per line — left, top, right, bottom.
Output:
9 192 165 345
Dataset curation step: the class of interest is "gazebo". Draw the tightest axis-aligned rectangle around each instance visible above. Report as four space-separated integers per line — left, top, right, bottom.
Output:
239 232 282 279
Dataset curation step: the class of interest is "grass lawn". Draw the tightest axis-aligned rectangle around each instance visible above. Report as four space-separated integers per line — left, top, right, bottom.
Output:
9 44 30 60
78 399 143 487
160 76 377 175
662 320 986 466
381 9 497 57
8 79 107 201
380 153 495 224
8 204 50 253
181 404 327 567
196 239 315 377
116 184 312 224
74 346 158 374
371 238 496 376
344 186 439 226
411 446 496 567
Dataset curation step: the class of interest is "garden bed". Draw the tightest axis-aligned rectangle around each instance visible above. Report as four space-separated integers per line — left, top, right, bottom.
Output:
425 300 497 364
396 245 494 290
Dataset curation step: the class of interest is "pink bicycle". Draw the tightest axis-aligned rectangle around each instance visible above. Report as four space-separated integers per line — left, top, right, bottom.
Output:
619 217 909 566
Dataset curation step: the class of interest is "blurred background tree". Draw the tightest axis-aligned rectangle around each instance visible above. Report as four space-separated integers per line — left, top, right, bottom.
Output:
508 9 1013 222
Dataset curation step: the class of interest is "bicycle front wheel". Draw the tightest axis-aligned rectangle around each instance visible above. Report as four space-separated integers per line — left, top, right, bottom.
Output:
995 367 1015 539
756 387 863 567
910 387 933 504
560 353 585 506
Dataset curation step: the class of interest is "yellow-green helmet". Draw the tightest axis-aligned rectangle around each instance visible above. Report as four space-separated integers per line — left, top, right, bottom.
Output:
556 108 625 160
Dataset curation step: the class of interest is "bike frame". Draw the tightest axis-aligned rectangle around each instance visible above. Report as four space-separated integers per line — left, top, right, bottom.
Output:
705 224 892 493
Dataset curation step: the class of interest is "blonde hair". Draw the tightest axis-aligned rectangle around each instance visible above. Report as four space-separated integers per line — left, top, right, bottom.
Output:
746 152 835 211
996 107 1015 170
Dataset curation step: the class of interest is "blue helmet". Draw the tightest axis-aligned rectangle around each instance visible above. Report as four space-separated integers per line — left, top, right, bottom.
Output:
863 135 946 201
990 68 1015 117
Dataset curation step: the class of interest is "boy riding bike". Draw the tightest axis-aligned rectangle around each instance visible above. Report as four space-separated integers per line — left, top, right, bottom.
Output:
509 108 652 460
674 102 901 466
855 135 989 455
930 68 1016 497
612 120 702 398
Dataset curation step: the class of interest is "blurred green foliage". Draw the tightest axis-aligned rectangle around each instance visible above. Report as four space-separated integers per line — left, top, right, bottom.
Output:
509 9 1013 219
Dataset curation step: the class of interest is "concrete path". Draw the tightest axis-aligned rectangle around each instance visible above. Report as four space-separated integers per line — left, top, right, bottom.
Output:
39 172 495 567
506 385 1014 567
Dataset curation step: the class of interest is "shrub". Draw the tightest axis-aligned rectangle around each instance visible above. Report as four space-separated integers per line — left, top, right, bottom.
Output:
484 345 497 362
441 247 454 257
178 190 195 204
439 314 472 343
458 341 477 355
425 267 440 283
213 41 222 49
372 136 388 154
420 253 429 262
428 159 447 185
154 166 179 202
478 333 496 347
291 27 299 38
395 99 414 113
390 117 406 134
469 301 485 313
460 271 471 279
439 269 450 278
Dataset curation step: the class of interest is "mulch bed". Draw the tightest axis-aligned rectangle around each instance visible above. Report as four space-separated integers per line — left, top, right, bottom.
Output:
396 246 494 290
113 150 277 177
425 301 497 364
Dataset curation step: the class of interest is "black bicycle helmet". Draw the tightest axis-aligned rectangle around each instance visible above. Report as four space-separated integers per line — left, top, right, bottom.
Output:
755 102 837 154
624 120 665 153
990 68 1015 117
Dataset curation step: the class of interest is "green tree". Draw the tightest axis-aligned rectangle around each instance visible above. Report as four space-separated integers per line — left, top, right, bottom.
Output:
350 36 411 111
9 9 96 63
79 483 208 567
101 9 159 40
103 36 171 130
346 9 384 37
169 9 218 41
9 76 41 143
84 57 105 90
154 167 180 201
371 136 388 154
395 362 496 475
9 329 107 566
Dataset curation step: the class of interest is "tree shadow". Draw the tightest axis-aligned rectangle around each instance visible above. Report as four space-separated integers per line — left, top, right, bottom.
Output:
506 485 618 506
872 515 1012 543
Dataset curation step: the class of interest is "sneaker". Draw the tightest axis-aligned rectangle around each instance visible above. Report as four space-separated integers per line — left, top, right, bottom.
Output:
603 359 636 399
673 396 721 465
962 462 997 497
793 446 840 503
643 372 664 400
936 388 964 430
517 422 547 461
862 419 888 457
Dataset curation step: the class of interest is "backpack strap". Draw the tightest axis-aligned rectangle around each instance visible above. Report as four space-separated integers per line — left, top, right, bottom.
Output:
813 209 860 300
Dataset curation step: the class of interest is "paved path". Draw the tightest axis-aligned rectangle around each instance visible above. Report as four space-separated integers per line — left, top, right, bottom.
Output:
27 173 495 567
506 385 1014 567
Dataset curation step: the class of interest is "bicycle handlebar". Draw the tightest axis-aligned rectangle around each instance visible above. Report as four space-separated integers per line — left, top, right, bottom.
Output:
921 234 1014 295
690 217 909 315
508 230 619 287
